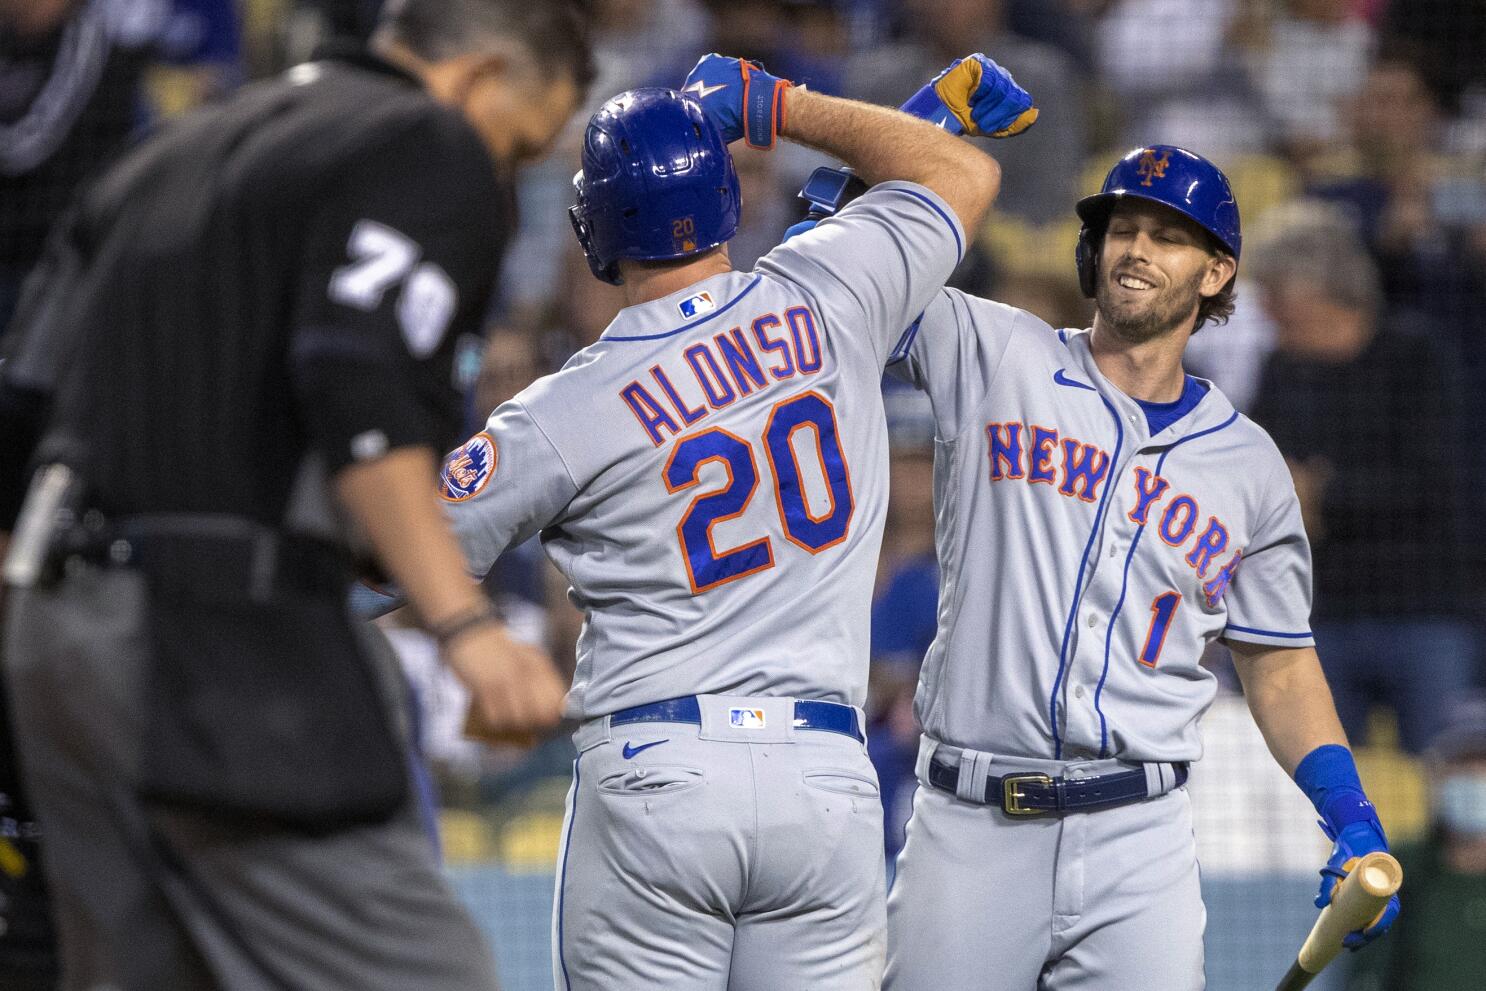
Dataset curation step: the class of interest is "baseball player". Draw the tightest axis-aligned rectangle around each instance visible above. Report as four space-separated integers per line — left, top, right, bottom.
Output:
845 145 1401 989
438 54 1033 990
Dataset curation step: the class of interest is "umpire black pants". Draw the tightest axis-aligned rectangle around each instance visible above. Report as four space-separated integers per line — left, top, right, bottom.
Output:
2 566 499 991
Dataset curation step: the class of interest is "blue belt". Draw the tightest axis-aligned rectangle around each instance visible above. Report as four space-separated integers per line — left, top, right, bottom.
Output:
609 696 863 743
928 754 1188 817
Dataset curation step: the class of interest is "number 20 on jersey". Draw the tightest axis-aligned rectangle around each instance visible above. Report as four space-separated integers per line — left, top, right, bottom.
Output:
664 390 854 593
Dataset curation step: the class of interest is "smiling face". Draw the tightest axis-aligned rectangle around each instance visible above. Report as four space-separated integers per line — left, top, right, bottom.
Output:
1094 199 1237 343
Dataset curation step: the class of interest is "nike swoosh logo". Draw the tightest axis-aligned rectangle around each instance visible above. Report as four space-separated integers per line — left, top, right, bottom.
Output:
622 739 670 759
682 81 728 99
1053 368 1096 391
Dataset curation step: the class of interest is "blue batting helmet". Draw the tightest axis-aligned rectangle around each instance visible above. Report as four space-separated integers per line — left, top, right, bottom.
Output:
1074 145 1240 298
568 88 741 286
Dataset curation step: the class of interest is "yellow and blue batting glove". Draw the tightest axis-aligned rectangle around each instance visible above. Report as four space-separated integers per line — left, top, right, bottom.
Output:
681 53 793 150
901 53 1037 139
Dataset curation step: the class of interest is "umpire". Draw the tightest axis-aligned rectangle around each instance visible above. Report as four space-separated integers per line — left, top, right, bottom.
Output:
0 1 592 988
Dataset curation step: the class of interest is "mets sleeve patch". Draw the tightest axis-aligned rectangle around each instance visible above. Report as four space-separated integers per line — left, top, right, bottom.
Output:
439 432 497 502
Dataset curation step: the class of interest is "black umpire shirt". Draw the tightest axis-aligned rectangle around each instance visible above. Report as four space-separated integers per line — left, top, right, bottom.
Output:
3 46 511 526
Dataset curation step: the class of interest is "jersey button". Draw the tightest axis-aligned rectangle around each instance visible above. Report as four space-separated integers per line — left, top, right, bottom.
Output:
1086 614 1098 628
1108 545 1119 558
1074 685 1085 699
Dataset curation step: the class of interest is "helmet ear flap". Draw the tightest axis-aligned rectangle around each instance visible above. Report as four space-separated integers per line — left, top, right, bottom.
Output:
569 178 624 286
1075 224 1099 299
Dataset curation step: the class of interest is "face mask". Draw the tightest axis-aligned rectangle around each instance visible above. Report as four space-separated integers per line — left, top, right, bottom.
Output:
1436 773 1486 837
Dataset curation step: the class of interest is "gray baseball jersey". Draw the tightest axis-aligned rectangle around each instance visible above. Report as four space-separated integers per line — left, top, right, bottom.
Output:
890 290 1314 763
441 180 964 718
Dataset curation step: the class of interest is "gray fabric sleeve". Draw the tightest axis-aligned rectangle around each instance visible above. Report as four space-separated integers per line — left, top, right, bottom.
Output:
1221 460 1316 647
754 181 965 371
887 288 1022 440
439 400 580 578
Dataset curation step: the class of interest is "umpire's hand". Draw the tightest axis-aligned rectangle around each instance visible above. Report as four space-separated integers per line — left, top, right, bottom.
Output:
446 621 567 744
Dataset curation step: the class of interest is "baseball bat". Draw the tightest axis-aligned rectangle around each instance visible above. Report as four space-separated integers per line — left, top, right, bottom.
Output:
1273 851 1403 991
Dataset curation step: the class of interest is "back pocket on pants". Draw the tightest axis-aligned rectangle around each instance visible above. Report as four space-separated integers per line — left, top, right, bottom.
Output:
598 765 706 797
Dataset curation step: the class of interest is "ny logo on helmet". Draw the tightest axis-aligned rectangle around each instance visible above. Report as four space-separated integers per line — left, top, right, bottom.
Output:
1136 149 1171 187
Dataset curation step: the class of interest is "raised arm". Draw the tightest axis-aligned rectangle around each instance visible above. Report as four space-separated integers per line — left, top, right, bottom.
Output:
680 53 1035 234
779 88 999 232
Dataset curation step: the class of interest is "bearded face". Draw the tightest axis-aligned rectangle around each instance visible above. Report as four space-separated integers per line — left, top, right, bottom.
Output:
1095 261 1205 343
1093 200 1231 342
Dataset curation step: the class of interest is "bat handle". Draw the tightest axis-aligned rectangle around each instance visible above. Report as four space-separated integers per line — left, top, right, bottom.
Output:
1275 960 1316 991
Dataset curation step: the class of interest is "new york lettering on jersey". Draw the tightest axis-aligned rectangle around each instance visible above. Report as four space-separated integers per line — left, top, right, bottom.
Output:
895 292 1313 762
982 426 1245 614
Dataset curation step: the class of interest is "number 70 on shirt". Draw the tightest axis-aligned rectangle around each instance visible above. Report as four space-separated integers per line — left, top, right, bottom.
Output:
663 390 855 594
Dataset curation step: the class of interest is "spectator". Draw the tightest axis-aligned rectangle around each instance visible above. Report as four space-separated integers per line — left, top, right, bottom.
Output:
1096 0 1267 157
1345 695 1486 990
1310 48 1486 375
1247 200 1481 754
847 0 1087 223
1100 0 1373 162
1381 0 1486 119
1242 0 1374 162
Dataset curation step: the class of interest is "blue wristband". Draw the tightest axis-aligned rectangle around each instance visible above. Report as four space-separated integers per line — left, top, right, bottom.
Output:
899 83 965 135
1294 744 1376 835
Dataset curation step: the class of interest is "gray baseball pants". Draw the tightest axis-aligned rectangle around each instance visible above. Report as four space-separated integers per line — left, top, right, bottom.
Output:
3 566 499 991
885 738 1204 991
553 694 886 991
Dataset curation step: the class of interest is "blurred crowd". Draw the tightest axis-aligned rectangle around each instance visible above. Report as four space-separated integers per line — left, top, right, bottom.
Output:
4 0 1485 936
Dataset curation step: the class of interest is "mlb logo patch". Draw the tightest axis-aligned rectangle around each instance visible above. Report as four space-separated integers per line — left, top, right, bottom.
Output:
729 707 766 729
678 291 715 319
439 432 497 502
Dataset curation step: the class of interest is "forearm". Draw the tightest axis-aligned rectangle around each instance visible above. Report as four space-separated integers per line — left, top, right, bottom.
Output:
1230 643 1348 775
780 87 999 231
1233 644 1399 943
333 446 487 629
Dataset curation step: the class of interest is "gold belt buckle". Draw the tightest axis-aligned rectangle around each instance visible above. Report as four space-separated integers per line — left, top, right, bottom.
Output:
1002 773 1054 816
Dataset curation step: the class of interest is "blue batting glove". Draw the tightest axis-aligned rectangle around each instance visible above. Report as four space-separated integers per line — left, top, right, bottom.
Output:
681 53 793 149
901 53 1037 138
1314 802 1400 949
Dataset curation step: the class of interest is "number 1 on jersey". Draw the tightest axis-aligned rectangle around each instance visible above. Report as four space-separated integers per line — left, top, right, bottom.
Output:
665 391 853 593
1138 591 1182 668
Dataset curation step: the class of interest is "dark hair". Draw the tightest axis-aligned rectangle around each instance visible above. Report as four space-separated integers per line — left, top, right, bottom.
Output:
379 0 596 91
